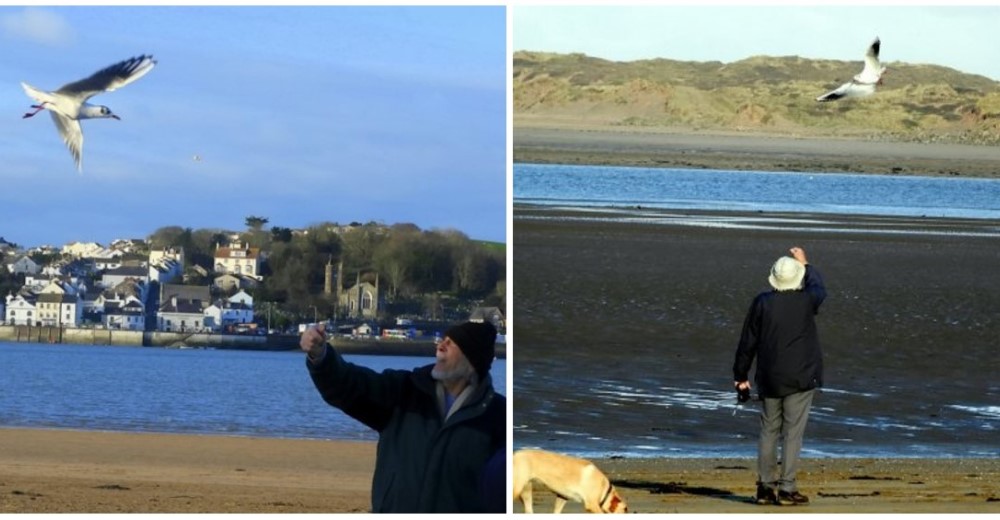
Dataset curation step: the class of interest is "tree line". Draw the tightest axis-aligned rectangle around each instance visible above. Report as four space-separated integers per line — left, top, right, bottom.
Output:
147 217 505 326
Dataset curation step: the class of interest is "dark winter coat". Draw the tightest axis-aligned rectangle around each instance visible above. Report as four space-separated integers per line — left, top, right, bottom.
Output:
733 265 827 398
307 347 506 513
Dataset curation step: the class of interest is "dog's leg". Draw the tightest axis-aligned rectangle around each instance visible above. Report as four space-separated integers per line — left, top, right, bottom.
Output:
553 496 567 514
521 482 534 514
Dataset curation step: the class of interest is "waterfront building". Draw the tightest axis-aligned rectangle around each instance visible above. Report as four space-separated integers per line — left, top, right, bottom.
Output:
35 293 82 327
103 300 146 330
157 296 209 332
4 293 35 325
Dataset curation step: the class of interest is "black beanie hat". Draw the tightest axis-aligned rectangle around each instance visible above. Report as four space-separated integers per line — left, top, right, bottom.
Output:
445 321 497 378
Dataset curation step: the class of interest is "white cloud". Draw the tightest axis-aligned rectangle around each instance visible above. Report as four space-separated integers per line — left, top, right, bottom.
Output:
1 7 74 47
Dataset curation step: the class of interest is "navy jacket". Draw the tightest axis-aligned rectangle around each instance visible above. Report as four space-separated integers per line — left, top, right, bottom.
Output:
733 265 827 398
307 347 505 513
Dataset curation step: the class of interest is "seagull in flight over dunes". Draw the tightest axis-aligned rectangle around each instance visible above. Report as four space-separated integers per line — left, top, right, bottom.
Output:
21 55 157 172
816 38 886 102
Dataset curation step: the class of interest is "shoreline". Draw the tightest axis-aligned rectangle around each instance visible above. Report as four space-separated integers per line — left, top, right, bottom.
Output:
513 125 1000 178
0 331 507 359
513 203 1000 240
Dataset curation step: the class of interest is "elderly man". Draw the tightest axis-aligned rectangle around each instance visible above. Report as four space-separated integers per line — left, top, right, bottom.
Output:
300 321 505 513
733 247 827 507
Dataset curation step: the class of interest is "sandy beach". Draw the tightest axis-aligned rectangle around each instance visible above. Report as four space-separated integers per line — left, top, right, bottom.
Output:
0 427 374 513
515 456 1000 513
514 125 1000 178
2 429 995 514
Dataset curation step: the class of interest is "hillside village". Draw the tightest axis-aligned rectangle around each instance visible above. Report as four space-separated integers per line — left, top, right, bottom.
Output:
0 228 506 339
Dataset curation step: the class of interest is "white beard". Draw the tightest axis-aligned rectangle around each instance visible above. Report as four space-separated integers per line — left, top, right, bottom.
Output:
432 356 476 383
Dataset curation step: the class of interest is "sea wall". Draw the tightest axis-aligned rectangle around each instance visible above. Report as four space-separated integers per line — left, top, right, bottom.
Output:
0 326 506 357
0 325 269 349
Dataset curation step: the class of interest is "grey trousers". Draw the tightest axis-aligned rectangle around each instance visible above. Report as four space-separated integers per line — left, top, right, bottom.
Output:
758 389 815 492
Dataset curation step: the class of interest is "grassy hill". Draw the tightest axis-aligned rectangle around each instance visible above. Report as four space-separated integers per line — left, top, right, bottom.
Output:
514 51 1000 145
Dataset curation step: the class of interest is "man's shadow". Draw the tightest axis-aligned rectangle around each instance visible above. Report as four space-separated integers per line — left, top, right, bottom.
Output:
615 479 755 505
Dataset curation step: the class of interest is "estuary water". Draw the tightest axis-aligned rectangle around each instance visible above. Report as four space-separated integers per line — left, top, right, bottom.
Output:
514 163 1000 220
0 342 507 440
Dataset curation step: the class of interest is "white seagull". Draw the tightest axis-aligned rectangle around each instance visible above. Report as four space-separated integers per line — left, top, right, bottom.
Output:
816 38 886 102
21 55 157 172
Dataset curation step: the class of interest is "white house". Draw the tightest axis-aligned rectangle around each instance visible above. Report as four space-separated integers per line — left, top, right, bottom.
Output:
103 300 145 330
62 241 104 258
353 322 376 337
107 279 146 303
150 247 185 268
5 293 37 325
149 258 182 284
7 255 40 275
204 300 254 332
40 264 64 277
95 291 144 314
110 238 146 255
91 258 124 271
100 266 149 289
214 242 262 279
228 289 254 307
213 273 259 292
23 275 56 293
157 297 208 332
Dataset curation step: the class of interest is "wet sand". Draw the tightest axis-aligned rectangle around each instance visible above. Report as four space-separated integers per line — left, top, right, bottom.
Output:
515 456 1000 513
512 207 999 512
514 125 1000 178
0 428 374 513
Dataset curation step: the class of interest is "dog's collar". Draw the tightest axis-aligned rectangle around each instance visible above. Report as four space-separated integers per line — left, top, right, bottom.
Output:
599 482 614 512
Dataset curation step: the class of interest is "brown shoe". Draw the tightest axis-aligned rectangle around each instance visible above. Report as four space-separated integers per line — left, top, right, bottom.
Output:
755 484 777 505
777 490 809 505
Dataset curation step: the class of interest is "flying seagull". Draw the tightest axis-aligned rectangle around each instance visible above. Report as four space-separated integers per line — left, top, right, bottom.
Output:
21 55 157 172
816 38 885 102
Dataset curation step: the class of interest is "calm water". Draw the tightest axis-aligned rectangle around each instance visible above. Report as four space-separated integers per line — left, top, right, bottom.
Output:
514 163 1000 219
0 342 506 440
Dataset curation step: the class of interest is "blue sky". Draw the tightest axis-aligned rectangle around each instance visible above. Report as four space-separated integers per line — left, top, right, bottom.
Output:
514 5 1000 82
1 6 506 247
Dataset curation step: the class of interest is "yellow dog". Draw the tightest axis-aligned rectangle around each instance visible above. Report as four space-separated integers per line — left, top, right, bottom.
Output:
513 449 628 513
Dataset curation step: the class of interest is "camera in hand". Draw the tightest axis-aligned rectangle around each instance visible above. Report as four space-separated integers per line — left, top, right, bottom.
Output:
737 386 751 403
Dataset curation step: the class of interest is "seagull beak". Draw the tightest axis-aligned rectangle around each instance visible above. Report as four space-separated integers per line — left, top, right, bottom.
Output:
111 114 121 120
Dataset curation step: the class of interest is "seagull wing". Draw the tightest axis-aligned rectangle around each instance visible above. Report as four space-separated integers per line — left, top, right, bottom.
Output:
856 37 882 84
816 79 877 102
816 82 851 102
55 55 157 101
49 111 84 172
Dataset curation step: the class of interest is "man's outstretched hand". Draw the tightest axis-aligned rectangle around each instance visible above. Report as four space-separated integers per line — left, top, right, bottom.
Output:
790 247 808 265
300 323 327 360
